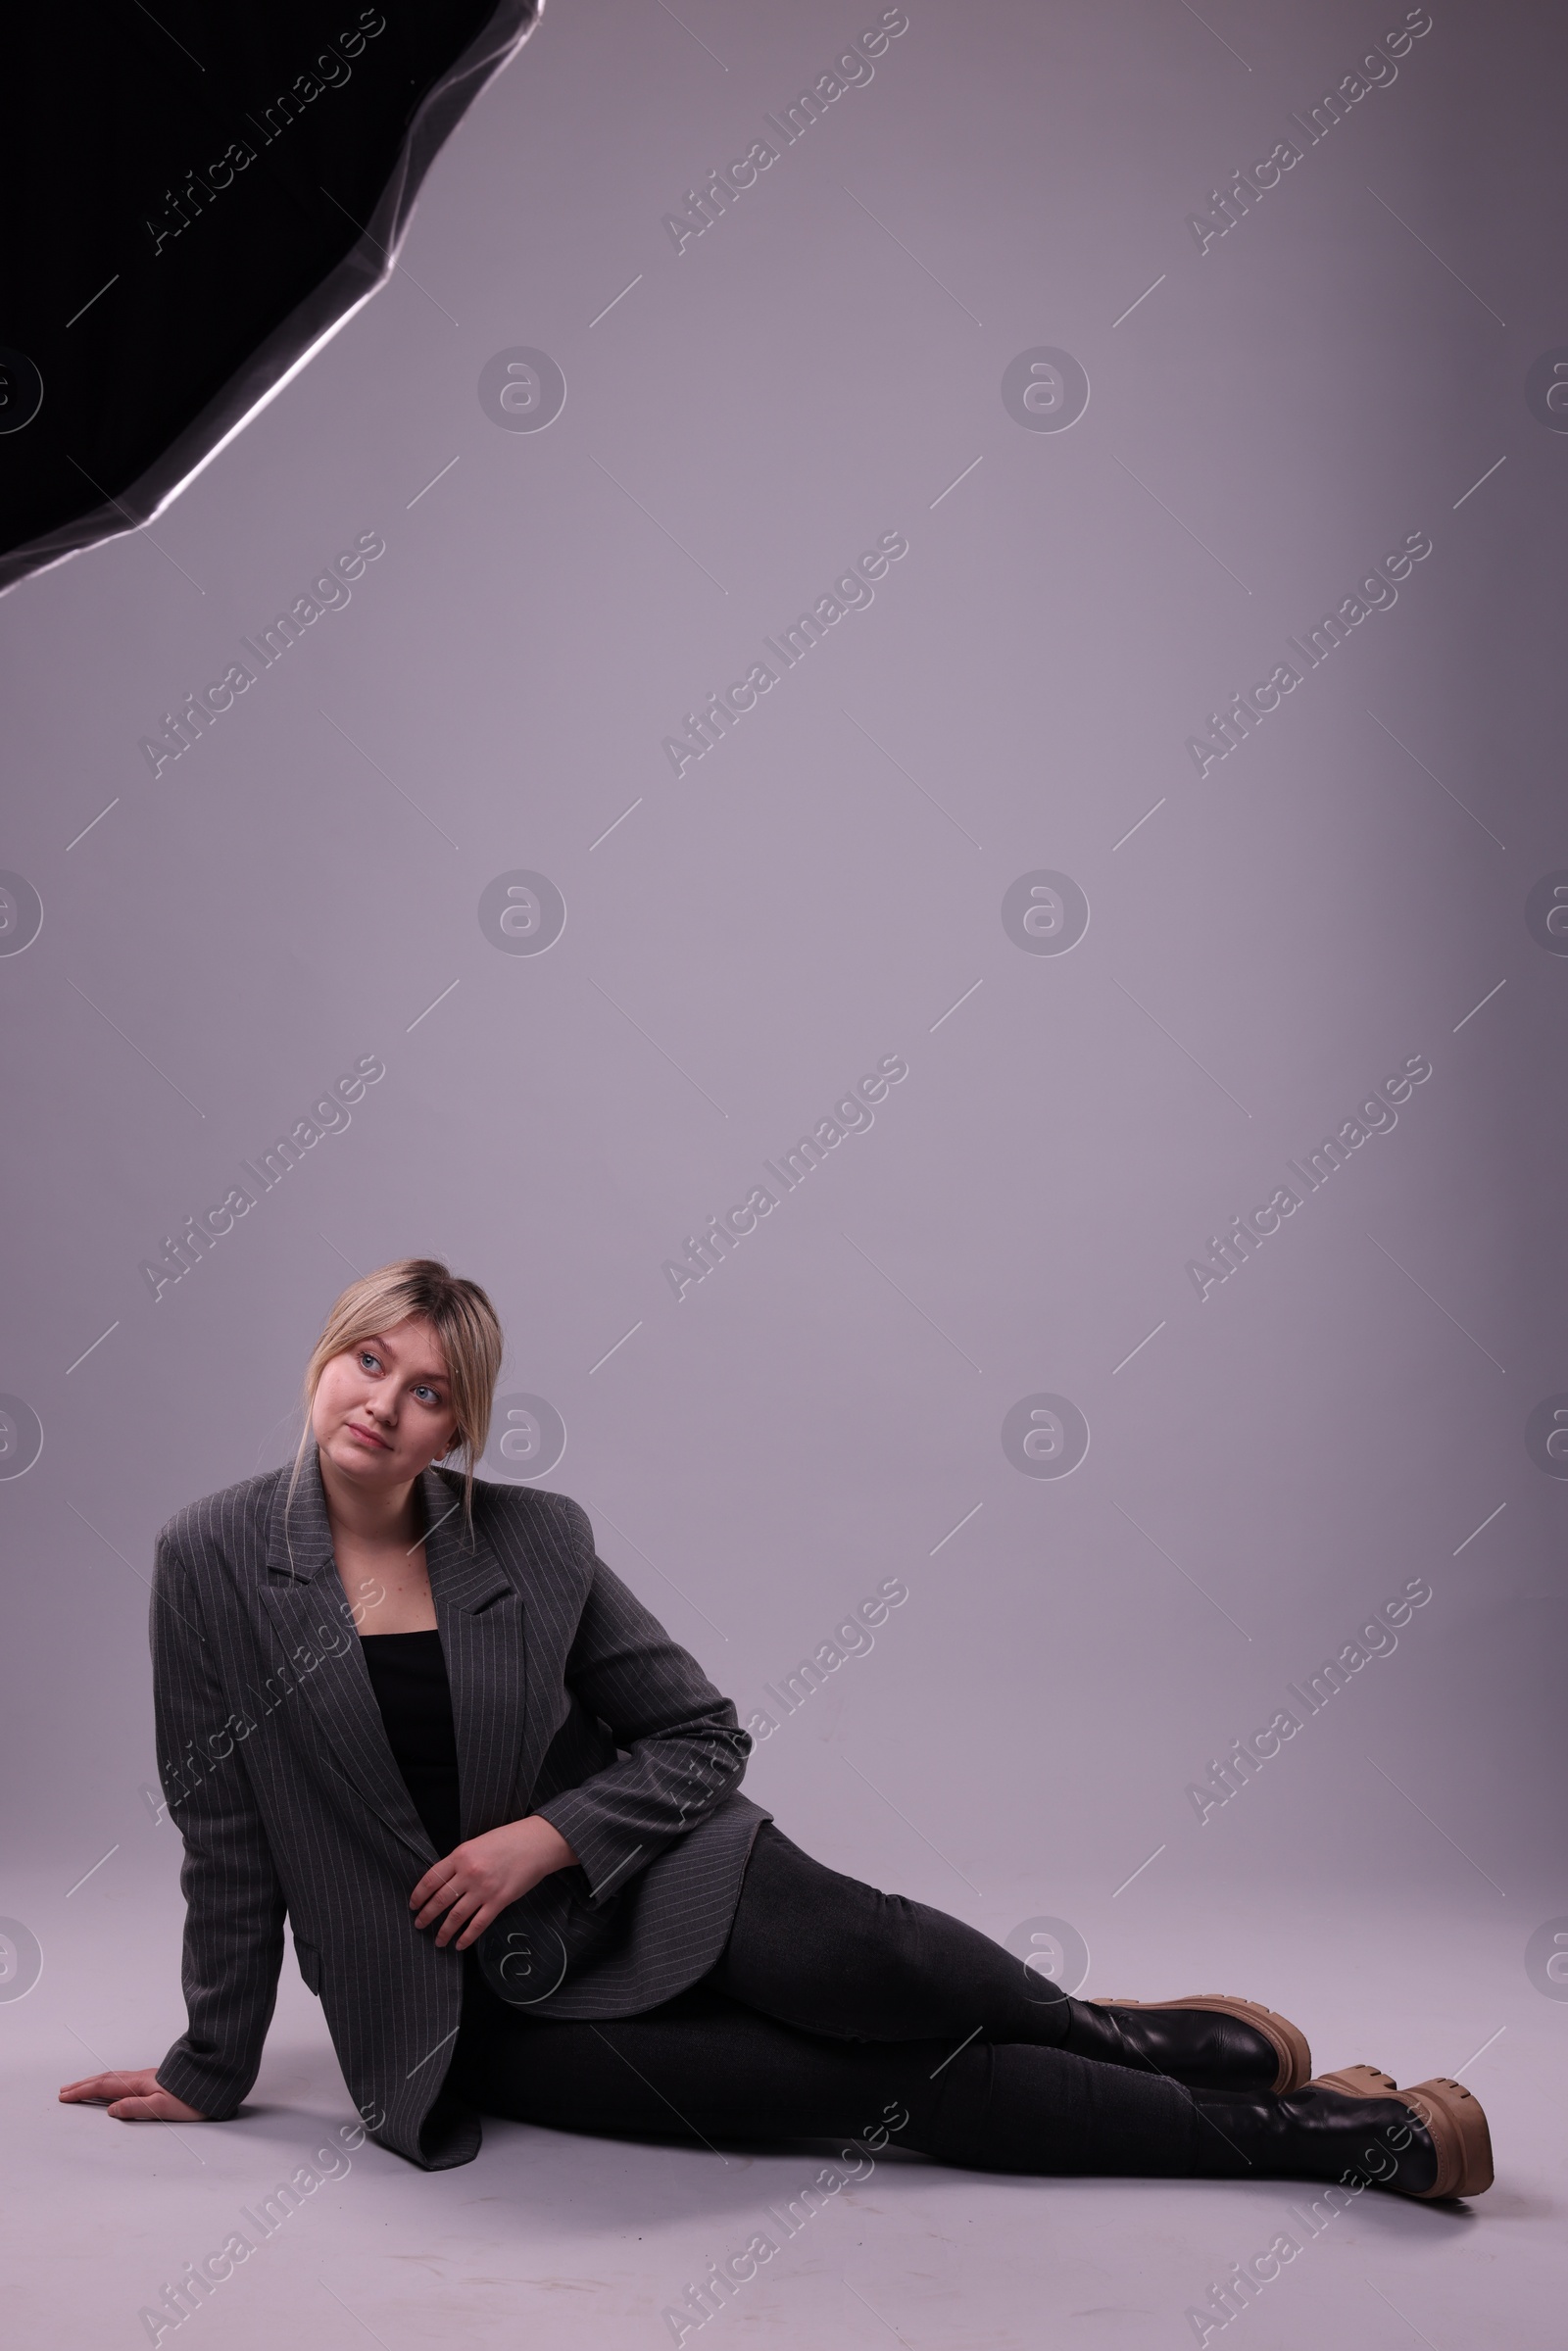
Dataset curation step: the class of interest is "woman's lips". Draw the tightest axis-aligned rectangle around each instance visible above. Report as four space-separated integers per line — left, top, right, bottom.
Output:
346 1422 392 1451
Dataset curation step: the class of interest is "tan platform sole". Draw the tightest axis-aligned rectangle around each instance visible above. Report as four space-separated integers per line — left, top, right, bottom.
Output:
1089 1992 1311 2092
1312 2068 1494 2199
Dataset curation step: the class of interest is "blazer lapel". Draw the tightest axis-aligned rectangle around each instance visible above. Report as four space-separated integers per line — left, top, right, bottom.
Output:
421 1466 530 1840
258 1451 533 1853
258 1450 435 1862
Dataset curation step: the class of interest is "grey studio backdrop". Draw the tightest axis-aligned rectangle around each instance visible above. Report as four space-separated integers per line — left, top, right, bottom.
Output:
3 0 1566 2077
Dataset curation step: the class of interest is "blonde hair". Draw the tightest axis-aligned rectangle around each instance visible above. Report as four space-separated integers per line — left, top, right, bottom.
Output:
289 1258 505 1540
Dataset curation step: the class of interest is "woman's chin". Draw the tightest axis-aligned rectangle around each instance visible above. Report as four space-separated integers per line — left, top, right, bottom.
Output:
326 1432 401 1477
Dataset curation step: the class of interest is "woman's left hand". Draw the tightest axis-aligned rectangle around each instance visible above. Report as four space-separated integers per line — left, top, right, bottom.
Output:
410 1816 580 1949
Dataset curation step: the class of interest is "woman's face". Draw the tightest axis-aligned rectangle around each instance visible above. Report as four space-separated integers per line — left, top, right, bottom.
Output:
312 1316 460 1490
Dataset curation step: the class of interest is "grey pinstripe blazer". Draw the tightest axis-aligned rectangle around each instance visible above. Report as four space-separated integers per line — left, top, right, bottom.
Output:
150 1447 771 2169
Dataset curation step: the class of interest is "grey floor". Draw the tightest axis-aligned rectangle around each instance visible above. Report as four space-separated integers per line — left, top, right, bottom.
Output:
10 1865 1560 2349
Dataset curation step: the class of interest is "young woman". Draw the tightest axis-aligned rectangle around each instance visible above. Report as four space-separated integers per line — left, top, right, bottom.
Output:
61 1260 1493 2198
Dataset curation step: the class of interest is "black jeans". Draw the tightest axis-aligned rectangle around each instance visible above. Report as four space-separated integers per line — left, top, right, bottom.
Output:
451 1823 1200 2177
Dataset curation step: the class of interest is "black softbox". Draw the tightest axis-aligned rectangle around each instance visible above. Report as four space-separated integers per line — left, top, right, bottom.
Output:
0 2 540 596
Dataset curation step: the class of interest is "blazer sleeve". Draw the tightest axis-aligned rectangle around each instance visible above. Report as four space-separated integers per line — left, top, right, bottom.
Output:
150 1532 287 2120
530 1503 753 1906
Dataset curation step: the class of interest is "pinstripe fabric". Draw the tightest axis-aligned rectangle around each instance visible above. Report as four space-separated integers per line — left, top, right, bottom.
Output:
150 1445 771 2169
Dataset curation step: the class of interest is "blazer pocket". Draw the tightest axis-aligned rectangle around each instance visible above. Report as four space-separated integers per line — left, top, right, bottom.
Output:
292 1934 322 1996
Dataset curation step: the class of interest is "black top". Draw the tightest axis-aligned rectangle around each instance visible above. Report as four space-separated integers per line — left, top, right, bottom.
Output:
360 1630 463 1861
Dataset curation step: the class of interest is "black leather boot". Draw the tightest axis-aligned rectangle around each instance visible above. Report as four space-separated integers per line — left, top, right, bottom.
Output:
1188 2067 1493 2199
1059 1992 1309 2092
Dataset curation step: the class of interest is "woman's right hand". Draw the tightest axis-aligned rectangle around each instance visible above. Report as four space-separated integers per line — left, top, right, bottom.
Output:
58 2068 208 2122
